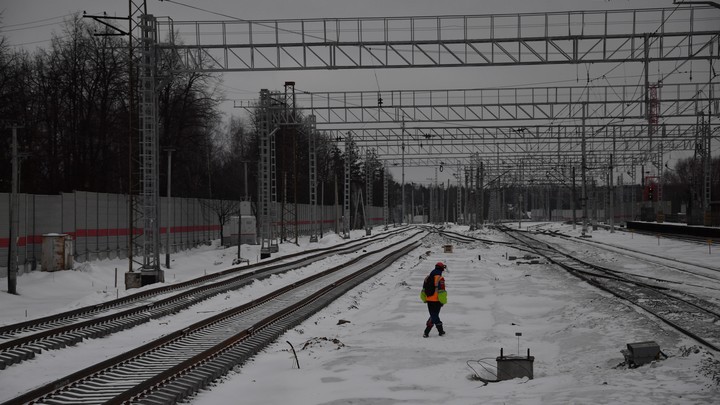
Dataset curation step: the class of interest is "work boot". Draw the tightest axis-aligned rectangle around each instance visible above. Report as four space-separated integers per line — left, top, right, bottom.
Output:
423 320 433 338
437 323 445 336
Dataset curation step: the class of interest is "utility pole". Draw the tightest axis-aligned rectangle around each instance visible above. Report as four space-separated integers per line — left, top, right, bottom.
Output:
572 166 577 230
238 160 249 260
164 148 174 268
446 179 450 225
401 116 406 224
479 161 484 229
581 102 590 237
611 127 617 231
7 125 22 294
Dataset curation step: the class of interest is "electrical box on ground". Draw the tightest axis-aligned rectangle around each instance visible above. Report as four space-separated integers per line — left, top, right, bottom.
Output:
623 341 661 367
496 348 534 381
125 271 142 289
222 215 258 246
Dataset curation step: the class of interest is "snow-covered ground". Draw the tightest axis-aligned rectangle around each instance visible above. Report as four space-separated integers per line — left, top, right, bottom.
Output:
1 223 718 404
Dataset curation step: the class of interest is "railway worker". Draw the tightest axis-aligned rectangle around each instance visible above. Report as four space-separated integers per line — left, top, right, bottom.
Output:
421 261 447 338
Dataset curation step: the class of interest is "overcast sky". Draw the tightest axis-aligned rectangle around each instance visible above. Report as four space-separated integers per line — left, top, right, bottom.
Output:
1 0 717 185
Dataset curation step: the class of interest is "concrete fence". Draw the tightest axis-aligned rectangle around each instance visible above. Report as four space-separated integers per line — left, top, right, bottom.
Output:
1 192 386 275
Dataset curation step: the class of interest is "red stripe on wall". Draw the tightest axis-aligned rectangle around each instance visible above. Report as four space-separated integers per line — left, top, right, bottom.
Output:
1 225 222 249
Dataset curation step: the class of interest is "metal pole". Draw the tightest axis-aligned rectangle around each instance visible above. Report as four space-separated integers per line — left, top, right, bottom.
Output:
479 162 484 228
401 116 406 224
7 125 19 294
164 148 174 268
446 179 450 225
243 160 248 248
581 102 589 237
610 154 615 233
572 166 577 230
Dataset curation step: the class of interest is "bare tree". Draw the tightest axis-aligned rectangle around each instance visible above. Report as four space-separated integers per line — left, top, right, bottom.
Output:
200 198 240 246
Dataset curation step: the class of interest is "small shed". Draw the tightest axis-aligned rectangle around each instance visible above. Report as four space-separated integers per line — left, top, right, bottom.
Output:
41 234 73 271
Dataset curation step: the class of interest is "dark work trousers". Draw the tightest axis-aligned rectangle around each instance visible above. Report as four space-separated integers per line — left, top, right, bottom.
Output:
426 301 443 328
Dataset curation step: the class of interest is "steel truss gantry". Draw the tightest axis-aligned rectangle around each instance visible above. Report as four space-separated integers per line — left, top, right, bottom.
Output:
244 83 719 124
155 7 719 71
383 148 680 187
109 4 718 264
320 123 712 157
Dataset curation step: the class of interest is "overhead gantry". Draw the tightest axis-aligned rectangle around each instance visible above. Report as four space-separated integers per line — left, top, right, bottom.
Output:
88 2 719 278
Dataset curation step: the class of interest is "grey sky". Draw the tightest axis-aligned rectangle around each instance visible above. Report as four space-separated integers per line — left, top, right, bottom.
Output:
1 0 717 184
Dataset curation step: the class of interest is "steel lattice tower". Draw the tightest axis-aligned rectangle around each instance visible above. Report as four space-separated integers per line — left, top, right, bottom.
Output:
308 115 319 242
259 90 279 257
342 132 351 238
383 164 389 230
365 149 374 235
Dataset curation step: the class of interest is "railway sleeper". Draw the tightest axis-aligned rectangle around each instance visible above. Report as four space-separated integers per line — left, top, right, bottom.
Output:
19 344 43 354
172 370 215 391
0 353 16 369
43 398 111 405
0 347 35 365
16 346 37 360
136 388 184 404
136 397 177 405
47 391 117 402
106 368 159 379
82 380 139 390
153 380 195 402
139 354 195 365
112 365 168 375
82 326 107 339
38 337 64 350
65 332 84 344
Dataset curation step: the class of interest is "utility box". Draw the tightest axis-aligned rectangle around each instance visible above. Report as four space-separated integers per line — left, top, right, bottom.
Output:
496 349 534 381
625 341 661 367
443 245 453 253
222 215 258 246
125 271 142 289
41 234 73 271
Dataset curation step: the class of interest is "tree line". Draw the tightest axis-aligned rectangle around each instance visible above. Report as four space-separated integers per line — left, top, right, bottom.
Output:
0 15 396 214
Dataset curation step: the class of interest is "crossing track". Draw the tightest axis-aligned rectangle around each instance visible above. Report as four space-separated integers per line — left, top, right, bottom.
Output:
496 226 720 352
420 225 504 246
2 231 425 405
0 227 413 371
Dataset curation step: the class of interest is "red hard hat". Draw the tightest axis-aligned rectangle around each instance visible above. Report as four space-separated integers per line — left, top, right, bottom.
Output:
436 262 446 269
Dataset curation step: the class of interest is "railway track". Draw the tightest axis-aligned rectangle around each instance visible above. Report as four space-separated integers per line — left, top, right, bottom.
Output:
540 230 720 285
2 232 425 405
498 226 720 352
0 227 413 371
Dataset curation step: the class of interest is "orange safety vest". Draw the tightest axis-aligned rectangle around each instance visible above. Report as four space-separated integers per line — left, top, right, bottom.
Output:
424 274 444 302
